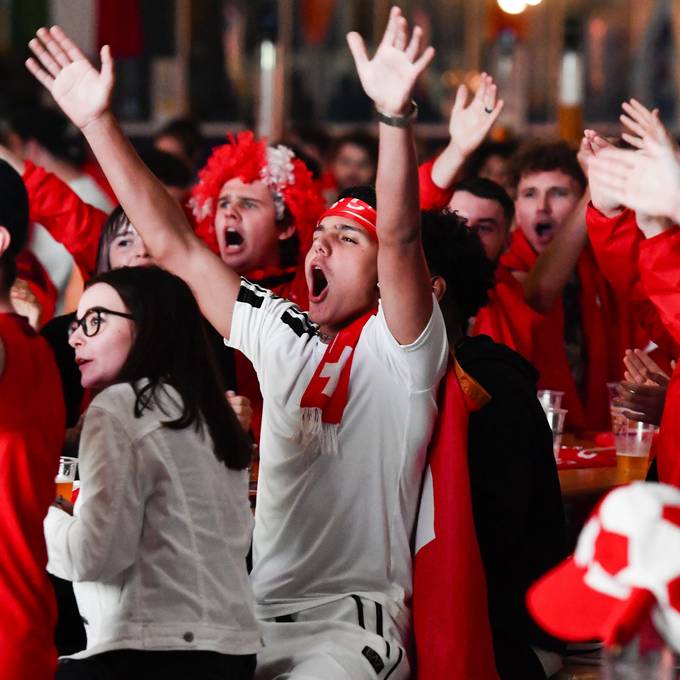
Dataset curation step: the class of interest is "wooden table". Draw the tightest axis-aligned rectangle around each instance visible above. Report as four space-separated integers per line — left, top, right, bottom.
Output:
559 465 633 500
557 434 649 550
558 433 647 501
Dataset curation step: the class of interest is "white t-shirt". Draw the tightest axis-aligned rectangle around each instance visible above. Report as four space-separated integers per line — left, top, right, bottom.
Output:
226 279 449 620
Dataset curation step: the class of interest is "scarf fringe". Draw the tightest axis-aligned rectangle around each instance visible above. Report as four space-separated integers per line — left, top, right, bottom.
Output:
299 407 339 456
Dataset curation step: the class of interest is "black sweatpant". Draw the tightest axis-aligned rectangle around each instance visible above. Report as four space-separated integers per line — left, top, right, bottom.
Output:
56 649 256 680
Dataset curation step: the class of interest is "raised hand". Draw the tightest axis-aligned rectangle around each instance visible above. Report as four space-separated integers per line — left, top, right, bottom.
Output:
347 6 434 117
580 129 622 216
587 141 680 227
619 99 675 152
447 74 503 158
26 26 114 130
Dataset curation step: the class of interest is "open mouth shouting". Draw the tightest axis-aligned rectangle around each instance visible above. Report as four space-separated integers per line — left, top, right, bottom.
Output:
534 220 555 244
223 227 245 252
309 265 329 302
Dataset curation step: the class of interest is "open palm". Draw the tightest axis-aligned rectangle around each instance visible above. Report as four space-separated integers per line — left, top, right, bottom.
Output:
26 26 114 130
347 7 434 116
448 75 503 157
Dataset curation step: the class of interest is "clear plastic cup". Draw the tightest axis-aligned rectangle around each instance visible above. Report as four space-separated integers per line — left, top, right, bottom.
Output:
545 407 568 460
613 418 655 480
55 456 78 501
538 390 565 413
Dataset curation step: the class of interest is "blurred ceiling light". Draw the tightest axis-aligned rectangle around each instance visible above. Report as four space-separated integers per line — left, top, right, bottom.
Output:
497 0 528 15
525 0 543 5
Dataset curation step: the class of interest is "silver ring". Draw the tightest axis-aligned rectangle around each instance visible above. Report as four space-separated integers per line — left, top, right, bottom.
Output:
484 106 493 114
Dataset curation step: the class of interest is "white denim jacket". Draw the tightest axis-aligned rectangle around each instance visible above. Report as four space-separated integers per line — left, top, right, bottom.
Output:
44 381 261 659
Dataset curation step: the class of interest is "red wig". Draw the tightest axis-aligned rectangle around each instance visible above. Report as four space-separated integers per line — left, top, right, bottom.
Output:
189 130 325 260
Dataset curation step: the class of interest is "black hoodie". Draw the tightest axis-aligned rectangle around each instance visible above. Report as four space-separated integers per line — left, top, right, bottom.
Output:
456 334 567 680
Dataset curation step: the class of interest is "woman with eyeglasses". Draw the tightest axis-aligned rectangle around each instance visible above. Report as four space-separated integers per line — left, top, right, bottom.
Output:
44 265 261 680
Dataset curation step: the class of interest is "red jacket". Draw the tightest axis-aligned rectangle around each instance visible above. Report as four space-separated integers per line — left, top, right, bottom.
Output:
586 204 678 368
418 157 454 212
638 229 680 486
497 229 626 432
24 160 108 280
471 266 545 366
0 314 65 678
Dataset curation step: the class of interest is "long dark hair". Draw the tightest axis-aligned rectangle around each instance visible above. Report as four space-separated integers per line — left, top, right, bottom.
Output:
86 266 251 470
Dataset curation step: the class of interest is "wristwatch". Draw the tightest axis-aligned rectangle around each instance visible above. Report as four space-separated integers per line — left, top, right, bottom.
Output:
375 100 418 128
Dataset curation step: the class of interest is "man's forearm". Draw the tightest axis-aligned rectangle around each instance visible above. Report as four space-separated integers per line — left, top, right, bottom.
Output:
523 193 590 313
430 143 466 190
376 121 420 242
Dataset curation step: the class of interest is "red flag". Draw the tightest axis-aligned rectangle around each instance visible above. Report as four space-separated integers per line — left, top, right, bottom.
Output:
413 358 499 679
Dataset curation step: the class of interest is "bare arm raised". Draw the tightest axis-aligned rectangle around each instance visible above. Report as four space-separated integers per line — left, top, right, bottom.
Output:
586 99 680 229
26 27 240 338
347 7 435 344
430 74 504 190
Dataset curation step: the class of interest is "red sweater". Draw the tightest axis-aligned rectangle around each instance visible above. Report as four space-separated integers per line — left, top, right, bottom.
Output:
497 230 627 432
638 229 680 486
418 157 454 212
586 204 679 368
0 313 65 678
24 161 107 280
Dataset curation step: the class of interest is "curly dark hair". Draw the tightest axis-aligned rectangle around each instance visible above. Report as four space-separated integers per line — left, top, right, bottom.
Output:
508 139 586 193
337 184 377 208
420 210 496 326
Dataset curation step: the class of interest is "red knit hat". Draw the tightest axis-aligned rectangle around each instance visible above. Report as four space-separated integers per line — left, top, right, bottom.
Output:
189 130 325 259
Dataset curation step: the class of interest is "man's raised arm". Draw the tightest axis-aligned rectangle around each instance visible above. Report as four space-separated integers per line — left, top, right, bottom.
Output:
348 7 435 345
26 26 240 338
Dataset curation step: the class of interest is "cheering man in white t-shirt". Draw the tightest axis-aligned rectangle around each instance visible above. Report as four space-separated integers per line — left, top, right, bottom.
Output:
27 8 448 678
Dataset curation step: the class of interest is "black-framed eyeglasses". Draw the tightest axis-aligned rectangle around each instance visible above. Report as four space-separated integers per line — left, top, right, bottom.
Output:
68 307 135 338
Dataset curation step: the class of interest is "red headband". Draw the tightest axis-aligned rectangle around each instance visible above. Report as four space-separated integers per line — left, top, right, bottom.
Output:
318 197 378 242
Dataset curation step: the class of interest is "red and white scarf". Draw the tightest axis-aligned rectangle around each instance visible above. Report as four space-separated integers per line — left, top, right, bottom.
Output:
299 196 378 455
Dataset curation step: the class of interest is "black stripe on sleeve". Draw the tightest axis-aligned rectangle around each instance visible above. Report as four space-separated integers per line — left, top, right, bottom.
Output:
280 307 317 339
375 602 384 637
350 595 365 629
237 279 269 309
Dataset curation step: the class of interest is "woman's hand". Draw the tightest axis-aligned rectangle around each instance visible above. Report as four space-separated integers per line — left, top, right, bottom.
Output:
26 26 114 131
53 495 74 516
226 391 253 433
347 6 434 117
